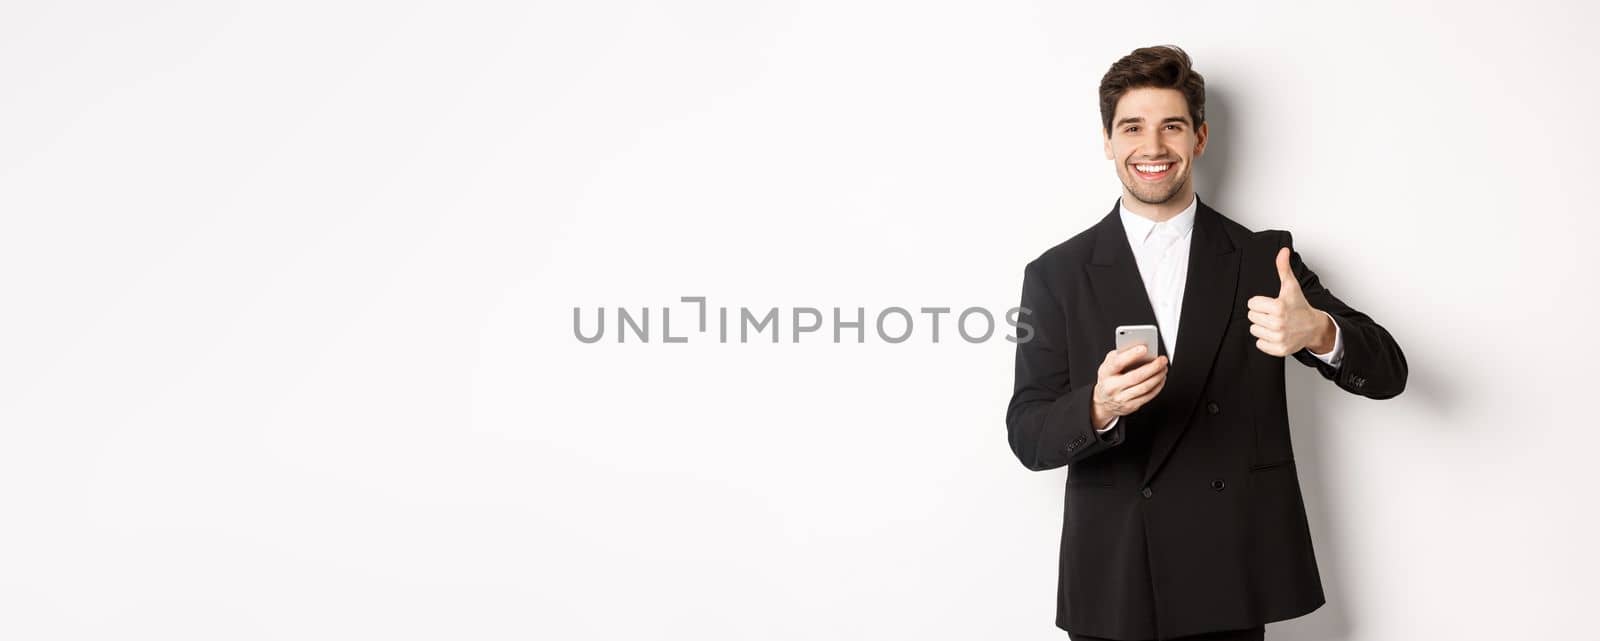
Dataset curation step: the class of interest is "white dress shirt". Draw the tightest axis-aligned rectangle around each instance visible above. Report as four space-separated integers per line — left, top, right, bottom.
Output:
1097 195 1344 433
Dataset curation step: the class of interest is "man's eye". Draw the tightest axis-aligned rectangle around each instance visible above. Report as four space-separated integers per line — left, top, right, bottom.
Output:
1165 124 1181 131
1124 127 1139 134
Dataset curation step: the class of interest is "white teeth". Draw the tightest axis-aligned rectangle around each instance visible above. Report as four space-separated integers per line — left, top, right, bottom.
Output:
1135 163 1171 173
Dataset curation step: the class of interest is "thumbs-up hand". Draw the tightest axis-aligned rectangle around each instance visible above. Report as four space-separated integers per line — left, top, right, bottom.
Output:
1246 247 1336 357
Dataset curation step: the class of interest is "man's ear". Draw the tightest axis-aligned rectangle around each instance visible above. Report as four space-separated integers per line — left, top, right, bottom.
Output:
1103 127 1113 160
1193 121 1209 157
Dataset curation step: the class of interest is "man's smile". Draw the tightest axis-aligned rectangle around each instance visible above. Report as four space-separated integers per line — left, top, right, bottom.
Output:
1130 161 1177 181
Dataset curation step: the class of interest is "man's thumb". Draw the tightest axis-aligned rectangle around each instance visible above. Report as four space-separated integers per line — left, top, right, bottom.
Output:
1275 247 1298 295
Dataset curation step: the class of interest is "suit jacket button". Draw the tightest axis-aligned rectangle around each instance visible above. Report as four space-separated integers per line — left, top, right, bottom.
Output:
1140 487 1153 499
1206 402 1220 415
1211 478 1226 491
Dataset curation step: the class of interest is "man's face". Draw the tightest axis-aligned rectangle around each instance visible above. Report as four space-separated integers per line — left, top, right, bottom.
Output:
1103 87 1208 207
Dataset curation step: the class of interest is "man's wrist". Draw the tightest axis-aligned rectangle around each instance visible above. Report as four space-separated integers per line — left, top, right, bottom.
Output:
1306 308 1337 354
1090 401 1113 430
1088 399 1113 428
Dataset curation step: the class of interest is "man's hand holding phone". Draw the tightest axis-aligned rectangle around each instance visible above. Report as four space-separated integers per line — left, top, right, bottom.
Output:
1090 343 1170 430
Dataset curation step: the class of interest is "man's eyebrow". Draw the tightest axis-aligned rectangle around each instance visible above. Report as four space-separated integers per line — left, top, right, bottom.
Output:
1114 116 1192 128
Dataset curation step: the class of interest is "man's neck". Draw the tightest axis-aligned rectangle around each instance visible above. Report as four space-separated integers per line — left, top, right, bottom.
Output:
1120 188 1196 223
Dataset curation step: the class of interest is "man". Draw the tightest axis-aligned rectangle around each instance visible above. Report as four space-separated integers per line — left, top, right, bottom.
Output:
1005 45 1407 641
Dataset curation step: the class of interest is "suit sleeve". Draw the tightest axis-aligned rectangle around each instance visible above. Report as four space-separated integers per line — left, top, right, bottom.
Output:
1006 260 1125 472
1278 231 1409 399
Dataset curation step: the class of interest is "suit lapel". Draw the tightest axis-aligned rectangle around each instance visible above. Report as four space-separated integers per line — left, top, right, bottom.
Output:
1079 197 1241 486
1141 198 1240 485
1085 202 1160 344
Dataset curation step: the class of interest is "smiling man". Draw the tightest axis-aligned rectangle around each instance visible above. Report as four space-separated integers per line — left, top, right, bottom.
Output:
1005 46 1408 640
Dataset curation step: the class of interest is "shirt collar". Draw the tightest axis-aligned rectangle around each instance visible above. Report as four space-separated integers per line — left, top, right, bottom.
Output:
1119 193 1199 245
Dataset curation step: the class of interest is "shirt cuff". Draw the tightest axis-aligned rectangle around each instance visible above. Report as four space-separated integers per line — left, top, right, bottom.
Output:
1096 415 1119 433
1309 310 1344 367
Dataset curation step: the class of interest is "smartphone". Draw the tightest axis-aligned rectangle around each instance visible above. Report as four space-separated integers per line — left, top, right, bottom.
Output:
1115 324 1160 367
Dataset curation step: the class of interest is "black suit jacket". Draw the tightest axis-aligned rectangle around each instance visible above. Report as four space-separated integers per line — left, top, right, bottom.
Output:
1006 198 1407 640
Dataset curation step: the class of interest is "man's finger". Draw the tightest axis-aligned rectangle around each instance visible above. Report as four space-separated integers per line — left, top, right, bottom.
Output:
1276 247 1302 298
1247 310 1279 329
1125 376 1168 409
1114 344 1150 371
1246 296 1280 314
1120 365 1167 400
1100 347 1133 375
1150 379 1170 402
1137 354 1168 377
1249 323 1282 342
1118 354 1167 385
1255 338 1284 356
1099 349 1118 377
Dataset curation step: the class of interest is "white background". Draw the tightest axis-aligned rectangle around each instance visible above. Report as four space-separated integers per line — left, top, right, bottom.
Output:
2 1 1596 639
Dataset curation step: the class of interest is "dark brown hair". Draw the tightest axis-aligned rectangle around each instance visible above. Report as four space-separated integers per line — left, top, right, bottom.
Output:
1098 45 1206 136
